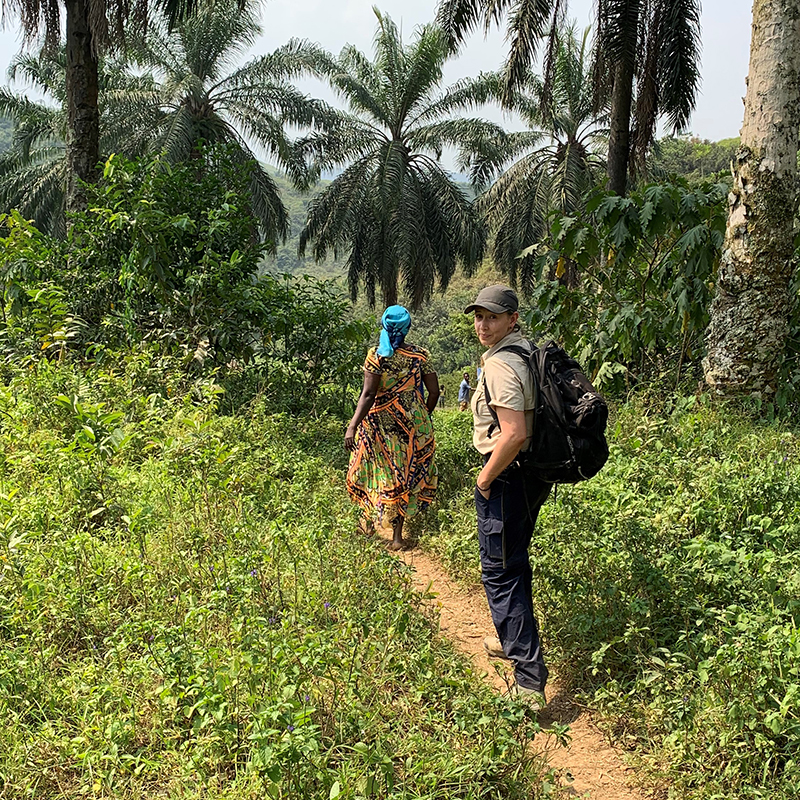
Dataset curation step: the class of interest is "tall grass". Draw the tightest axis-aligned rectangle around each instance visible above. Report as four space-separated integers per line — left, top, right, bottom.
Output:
423 399 800 799
0 361 548 799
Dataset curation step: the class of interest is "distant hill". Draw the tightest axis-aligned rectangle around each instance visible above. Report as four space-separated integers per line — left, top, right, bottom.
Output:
650 135 739 184
262 169 347 282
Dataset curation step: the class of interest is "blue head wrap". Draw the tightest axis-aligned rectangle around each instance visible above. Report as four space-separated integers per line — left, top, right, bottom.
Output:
377 305 411 358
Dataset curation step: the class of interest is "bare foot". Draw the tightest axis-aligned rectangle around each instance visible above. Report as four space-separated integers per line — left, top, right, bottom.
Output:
387 538 413 551
388 516 408 551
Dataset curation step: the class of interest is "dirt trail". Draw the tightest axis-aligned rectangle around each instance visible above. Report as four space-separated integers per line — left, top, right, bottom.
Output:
378 529 649 800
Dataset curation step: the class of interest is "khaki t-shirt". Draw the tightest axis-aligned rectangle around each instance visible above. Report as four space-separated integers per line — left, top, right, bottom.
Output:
471 331 536 455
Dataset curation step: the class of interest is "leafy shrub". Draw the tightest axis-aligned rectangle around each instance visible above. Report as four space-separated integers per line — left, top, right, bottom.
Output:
517 180 727 393
0 153 372 414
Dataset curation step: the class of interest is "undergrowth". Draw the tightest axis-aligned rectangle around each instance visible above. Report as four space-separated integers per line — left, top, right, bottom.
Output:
423 400 800 800
0 361 548 799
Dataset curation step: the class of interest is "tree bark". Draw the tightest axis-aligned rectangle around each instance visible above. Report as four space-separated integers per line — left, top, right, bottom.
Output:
64 0 100 217
702 0 800 399
606 58 635 196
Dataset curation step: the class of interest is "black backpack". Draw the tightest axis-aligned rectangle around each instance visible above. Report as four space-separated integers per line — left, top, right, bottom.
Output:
484 340 609 483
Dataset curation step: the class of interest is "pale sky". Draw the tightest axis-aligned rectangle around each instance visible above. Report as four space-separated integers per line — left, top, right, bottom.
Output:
0 0 752 143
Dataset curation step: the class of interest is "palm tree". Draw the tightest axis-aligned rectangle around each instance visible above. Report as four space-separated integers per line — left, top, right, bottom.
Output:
477 25 606 287
0 48 159 236
0 0 170 214
297 10 505 310
0 51 68 236
436 0 701 196
0 2 330 244
109 0 333 245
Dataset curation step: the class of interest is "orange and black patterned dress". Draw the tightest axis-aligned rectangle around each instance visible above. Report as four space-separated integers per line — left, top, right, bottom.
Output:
346 343 438 523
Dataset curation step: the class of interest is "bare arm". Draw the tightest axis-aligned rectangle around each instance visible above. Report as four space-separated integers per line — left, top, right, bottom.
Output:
423 372 440 414
345 371 381 451
477 405 527 497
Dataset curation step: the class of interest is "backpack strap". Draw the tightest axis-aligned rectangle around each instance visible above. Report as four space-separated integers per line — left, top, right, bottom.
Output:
482 341 539 440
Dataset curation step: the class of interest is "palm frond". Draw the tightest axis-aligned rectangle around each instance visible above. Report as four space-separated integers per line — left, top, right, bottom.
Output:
328 49 392 128
7 47 67 100
654 0 700 132
227 143 288 248
436 0 516 49
407 71 505 128
295 111 386 171
299 156 375 261
395 23 449 127
475 24 606 282
0 145 67 235
506 0 562 106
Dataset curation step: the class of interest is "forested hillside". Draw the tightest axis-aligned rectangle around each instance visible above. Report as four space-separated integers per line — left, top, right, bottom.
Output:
650 135 739 183
265 170 341 277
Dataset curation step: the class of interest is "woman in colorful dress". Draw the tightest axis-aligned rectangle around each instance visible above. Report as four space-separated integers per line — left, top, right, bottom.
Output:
345 305 440 550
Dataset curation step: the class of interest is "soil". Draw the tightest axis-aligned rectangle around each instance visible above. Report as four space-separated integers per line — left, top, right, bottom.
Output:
379 528 651 800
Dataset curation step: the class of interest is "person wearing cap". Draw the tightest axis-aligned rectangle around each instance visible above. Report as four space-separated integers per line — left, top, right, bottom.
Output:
464 284 551 710
345 305 440 550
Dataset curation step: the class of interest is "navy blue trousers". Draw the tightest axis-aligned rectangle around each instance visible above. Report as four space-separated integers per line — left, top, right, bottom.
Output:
475 464 551 691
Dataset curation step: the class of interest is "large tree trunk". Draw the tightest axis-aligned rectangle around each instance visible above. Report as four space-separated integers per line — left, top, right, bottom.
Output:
702 0 800 399
606 58 635 196
64 0 100 216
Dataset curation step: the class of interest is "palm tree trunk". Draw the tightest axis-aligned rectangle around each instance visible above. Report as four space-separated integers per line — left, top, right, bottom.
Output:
702 0 800 399
607 58 634 196
381 279 398 308
64 0 100 216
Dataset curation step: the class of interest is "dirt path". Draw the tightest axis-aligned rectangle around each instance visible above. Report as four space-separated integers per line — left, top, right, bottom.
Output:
378 529 649 800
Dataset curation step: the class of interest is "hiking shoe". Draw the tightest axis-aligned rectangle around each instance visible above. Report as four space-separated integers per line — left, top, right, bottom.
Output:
483 635 510 660
509 683 547 713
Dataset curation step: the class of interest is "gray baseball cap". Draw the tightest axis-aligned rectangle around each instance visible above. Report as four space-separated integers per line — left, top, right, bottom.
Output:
464 284 519 314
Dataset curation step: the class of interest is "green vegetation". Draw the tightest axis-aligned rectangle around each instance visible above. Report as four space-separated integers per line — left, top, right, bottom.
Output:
0 3 333 240
0 50 68 235
0 117 12 152
421 401 800 800
0 150 369 408
1 0 798 795
521 179 729 394
651 136 739 184
0 360 548 798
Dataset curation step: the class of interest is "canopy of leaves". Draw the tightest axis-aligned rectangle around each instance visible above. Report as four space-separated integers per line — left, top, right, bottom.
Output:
519 179 728 390
111 0 337 243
